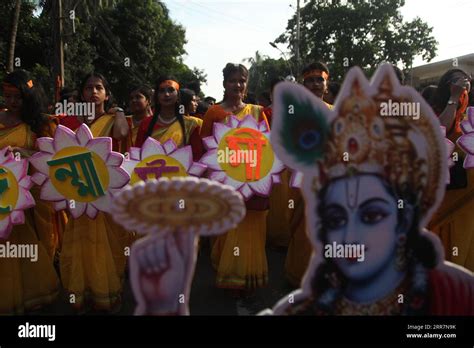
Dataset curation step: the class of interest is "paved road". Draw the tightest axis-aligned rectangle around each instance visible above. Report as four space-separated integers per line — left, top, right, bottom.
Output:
34 238 297 316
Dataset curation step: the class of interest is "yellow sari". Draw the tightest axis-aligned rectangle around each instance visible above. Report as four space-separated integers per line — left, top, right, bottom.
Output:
266 169 292 248
284 188 312 287
429 161 474 272
0 122 60 314
60 114 129 311
148 115 202 146
206 104 269 289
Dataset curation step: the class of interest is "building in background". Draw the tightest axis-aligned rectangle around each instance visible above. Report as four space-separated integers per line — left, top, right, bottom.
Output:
409 53 474 90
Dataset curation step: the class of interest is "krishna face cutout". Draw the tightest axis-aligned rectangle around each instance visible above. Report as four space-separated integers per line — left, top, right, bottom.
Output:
269 64 474 315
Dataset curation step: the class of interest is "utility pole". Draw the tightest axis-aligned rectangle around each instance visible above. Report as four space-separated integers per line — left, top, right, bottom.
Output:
58 0 65 87
53 0 65 101
296 0 301 77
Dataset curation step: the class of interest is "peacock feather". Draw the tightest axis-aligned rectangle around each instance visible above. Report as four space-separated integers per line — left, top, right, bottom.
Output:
278 91 331 167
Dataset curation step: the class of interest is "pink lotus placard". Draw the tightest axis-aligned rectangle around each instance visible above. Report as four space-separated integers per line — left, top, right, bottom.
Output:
0 147 35 238
122 137 207 184
200 115 285 200
29 124 130 219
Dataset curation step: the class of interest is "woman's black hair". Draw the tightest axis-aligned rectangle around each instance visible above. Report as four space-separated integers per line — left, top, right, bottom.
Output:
144 76 186 144
79 72 113 111
433 69 471 114
302 61 330 77
130 85 153 103
179 88 196 115
204 96 216 104
196 101 210 116
311 174 436 315
421 85 437 107
3 69 49 136
59 87 78 103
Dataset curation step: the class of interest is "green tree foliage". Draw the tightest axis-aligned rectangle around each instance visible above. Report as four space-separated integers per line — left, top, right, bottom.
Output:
0 0 49 101
275 0 438 80
62 18 97 94
0 1 46 75
2 0 205 106
244 52 291 95
90 0 206 105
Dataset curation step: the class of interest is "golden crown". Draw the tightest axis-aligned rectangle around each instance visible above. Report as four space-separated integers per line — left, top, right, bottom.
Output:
318 67 446 219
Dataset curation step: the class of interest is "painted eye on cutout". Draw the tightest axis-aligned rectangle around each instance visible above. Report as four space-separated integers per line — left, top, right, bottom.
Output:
299 130 321 150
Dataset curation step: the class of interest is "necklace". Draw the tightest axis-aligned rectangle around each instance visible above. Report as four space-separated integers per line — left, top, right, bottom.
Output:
158 114 177 125
334 276 409 315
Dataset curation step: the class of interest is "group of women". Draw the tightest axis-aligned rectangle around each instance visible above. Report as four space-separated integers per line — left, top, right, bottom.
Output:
0 60 472 315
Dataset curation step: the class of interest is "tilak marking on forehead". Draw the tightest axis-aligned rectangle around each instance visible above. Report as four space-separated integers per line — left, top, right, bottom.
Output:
345 176 360 211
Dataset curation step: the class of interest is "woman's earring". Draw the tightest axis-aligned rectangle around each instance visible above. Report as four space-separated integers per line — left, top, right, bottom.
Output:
395 234 407 271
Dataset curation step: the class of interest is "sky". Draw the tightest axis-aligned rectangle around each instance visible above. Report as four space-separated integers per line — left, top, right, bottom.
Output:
162 0 474 99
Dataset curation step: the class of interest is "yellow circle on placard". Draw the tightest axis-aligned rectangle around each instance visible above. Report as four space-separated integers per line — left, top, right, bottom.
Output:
0 166 19 221
130 155 187 185
217 127 274 182
49 146 109 203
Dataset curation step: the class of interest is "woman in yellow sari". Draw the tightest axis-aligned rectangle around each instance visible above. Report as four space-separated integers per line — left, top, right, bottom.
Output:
201 63 269 294
0 70 60 314
58 72 131 312
429 68 474 272
134 76 203 159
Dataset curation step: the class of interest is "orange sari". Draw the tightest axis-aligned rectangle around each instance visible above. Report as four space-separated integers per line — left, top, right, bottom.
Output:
204 104 270 289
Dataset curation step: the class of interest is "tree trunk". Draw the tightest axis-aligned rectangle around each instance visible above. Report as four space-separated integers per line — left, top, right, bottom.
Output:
7 0 22 73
